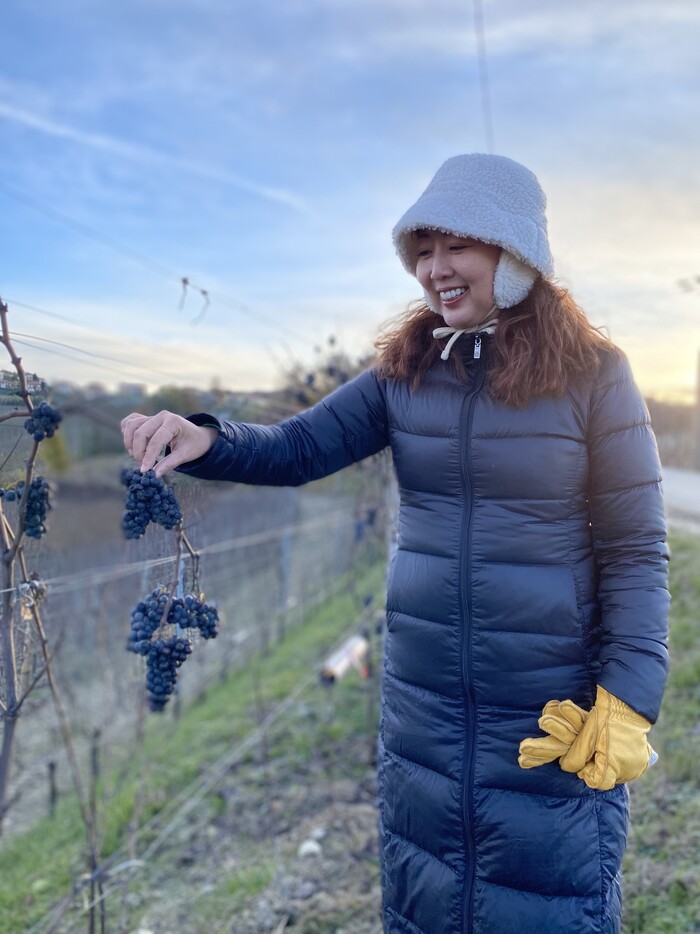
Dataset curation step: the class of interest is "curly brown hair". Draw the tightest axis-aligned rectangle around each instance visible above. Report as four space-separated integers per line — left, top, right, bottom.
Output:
374 277 614 408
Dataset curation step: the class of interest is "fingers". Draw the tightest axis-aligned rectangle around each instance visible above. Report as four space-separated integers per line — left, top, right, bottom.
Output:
559 712 599 774
120 411 183 473
151 447 194 479
518 734 571 769
538 708 585 748
139 422 180 474
557 700 589 733
519 697 593 772
533 698 589 746
120 411 219 477
577 755 616 791
120 413 149 458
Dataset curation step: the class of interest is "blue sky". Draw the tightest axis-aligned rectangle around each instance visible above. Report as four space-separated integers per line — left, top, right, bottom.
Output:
0 0 698 399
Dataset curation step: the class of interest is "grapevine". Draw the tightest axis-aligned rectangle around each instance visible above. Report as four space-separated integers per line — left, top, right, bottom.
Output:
0 476 52 539
144 637 193 712
123 465 218 711
24 400 63 441
121 468 182 539
127 588 219 711
126 588 170 653
169 593 220 640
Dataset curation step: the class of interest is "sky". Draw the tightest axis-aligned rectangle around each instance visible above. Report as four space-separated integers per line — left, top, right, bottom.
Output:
0 0 698 401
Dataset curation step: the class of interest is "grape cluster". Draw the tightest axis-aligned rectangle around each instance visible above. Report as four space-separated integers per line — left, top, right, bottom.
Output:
121 468 182 539
0 476 51 539
127 588 169 654
127 588 218 710
145 637 193 711
168 593 219 640
24 401 62 442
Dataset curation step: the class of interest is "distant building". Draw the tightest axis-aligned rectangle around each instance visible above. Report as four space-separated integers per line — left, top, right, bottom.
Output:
0 369 46 393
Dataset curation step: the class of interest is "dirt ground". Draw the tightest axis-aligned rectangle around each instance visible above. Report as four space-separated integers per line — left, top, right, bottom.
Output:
126 752 383 934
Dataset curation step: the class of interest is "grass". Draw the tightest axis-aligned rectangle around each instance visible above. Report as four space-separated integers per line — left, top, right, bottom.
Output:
0 558 386 931
2 532 699 932
154 856 278 932
623 532 700 933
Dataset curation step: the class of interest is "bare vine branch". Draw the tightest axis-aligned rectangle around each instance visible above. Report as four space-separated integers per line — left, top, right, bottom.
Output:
0 299 34 414
0 408 31 424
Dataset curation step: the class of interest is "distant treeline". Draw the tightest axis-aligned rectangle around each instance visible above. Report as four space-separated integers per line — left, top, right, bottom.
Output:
645 397 697 468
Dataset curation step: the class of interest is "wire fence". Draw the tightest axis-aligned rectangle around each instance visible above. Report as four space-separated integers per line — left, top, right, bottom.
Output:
2 457 390 845
28 592 384 934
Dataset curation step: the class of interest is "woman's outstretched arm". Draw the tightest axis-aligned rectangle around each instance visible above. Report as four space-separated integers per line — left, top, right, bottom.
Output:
122 368 390 487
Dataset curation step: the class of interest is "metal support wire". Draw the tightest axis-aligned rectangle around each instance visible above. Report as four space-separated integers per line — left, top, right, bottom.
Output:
472 0 495 154
28 602 380 934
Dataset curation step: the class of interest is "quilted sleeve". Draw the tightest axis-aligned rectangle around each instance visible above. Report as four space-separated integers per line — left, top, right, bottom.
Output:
175 368 389 487
586 350 670 723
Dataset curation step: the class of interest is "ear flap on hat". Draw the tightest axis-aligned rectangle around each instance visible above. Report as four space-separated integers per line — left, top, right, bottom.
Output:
422 288 440 314
493 251 538 309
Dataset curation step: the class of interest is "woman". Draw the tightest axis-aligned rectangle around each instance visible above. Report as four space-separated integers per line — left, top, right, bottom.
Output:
122 154 669 934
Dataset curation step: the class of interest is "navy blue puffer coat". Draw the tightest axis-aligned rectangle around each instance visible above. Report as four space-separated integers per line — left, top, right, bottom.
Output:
178 335 669 934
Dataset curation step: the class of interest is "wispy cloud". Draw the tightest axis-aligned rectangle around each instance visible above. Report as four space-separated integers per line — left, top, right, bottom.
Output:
0 101 311 214
0 0 698 398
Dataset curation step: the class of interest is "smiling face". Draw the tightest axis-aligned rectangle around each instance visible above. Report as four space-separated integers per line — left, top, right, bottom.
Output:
414 230 501 329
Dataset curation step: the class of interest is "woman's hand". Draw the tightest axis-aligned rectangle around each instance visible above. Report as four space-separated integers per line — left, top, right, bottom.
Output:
121 411 219 477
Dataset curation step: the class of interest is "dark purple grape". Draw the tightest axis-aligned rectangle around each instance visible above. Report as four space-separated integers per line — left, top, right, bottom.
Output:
1 476 51 538
121 468 182 539
24 401 62 442
145 636 192 711
127 587 218 710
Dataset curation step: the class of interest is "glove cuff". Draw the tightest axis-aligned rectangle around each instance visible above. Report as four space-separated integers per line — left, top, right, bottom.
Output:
596 685 652 729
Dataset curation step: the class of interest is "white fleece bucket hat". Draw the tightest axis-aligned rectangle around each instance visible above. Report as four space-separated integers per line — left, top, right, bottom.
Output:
392 153 554 309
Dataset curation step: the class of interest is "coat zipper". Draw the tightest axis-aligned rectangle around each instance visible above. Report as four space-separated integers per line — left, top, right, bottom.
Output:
459 338 486 933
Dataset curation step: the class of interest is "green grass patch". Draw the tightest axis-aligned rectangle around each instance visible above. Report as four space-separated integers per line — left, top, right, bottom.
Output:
4 531 699 933
623 532 700 933
179 856 276 931
0 559 385 930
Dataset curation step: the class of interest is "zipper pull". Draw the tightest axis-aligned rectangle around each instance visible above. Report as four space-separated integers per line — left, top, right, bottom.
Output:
474 334 482 359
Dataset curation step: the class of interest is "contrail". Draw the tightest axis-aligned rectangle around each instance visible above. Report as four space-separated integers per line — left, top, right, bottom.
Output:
0 101 311 214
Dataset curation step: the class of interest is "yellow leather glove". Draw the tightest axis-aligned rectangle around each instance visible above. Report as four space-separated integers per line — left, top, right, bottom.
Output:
518 699 589 769
559 685 654 790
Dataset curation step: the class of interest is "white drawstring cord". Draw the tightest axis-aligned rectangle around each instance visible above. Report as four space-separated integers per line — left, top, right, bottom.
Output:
432 306 499 361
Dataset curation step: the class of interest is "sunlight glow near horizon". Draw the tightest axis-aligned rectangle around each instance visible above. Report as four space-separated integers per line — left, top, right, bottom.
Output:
1 1 698 404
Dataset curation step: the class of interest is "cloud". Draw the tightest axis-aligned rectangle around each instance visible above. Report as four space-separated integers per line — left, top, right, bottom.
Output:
1 0 698 402
7 298 282 391
0 102 310 214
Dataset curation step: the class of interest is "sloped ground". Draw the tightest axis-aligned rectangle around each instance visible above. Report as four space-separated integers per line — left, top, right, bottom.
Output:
5 531 698 933
127 729 383 934
129 535 700 934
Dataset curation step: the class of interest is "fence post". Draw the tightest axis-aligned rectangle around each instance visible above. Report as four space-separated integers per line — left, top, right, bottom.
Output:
277 527 292 642
48 760 58 818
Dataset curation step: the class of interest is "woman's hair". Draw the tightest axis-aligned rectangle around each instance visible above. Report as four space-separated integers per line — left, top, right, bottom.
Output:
374 277 613 408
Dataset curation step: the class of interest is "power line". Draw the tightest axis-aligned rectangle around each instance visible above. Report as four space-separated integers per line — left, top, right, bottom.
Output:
0 180 312 344
472 0 495 154
4 298 88 327
10 336 173 385
4 298 351 417
7 300 186 382
5 303 303 392
12 331 161 370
